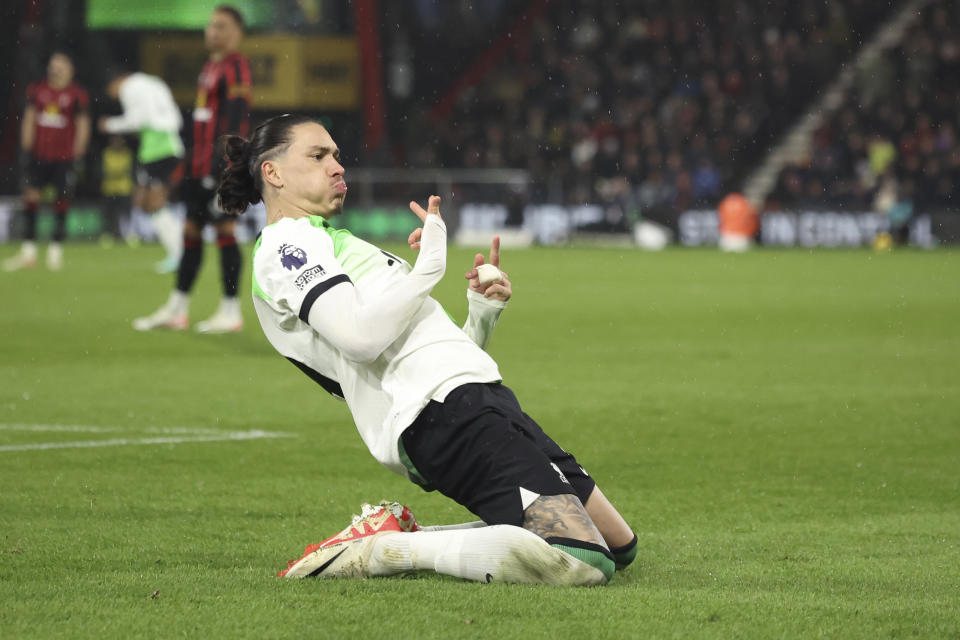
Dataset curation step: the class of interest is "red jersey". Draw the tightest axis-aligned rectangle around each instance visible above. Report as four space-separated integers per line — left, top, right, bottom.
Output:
26 81 89 162
191 51 252 179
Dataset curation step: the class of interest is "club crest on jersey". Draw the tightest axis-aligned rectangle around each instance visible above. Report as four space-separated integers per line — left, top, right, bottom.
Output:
279 244 307 270
294 265 326 291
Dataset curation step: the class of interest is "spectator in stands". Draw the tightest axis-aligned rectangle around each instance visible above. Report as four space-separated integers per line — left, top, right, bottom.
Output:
770 0 959 216
390 0 891 225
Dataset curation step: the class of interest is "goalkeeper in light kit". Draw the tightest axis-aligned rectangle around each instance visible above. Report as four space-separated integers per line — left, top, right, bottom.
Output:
218 114 638 585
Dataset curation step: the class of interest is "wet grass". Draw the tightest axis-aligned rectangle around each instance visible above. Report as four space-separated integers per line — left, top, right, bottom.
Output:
1 242 958 639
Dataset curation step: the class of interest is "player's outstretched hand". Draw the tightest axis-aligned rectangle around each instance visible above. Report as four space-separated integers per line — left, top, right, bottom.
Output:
465 235 511 302
408 195 441 250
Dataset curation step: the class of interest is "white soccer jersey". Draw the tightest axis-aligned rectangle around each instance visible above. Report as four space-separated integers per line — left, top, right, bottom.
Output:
102 73 184 162
252 214 506 477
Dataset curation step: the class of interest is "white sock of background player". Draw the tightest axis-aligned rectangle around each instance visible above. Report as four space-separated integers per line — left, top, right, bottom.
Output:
152 205 182 262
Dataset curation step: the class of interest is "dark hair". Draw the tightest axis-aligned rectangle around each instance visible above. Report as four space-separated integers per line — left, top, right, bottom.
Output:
218 114 321 215
214 4 245 30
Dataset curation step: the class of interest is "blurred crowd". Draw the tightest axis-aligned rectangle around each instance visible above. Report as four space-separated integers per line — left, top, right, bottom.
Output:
769 0 960 215
394 0 889 224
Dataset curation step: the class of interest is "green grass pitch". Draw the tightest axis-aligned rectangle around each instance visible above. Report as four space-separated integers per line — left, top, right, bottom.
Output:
1 241 958 639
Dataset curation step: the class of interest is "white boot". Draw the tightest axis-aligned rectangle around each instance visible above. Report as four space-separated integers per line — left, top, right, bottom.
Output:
3 242 38 272
132 291 189 331
195 297 243 334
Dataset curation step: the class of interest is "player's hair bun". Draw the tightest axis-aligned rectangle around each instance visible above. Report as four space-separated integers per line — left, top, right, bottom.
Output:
218 135 260 214
223 135 251 166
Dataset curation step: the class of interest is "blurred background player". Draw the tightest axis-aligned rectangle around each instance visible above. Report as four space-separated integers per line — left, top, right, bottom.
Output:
99 69 185 272
133 4 251 332
5 51 90 272
98 134 134 245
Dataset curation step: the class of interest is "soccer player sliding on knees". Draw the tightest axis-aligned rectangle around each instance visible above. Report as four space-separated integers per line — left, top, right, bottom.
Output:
218 114 638 585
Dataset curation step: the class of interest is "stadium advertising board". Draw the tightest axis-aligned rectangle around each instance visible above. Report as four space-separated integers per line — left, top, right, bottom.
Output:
679 210 934 248
87 0 274 29
141 35 359 109
458 203 606 245
458 204 938 247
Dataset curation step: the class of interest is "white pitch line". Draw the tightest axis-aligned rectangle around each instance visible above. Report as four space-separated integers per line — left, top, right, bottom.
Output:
0 429 293 453
0 423 232 435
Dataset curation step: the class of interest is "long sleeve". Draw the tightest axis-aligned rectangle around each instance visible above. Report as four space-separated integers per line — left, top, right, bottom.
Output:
105 76 182 134
103 87 148 134
462 289 507 350
304 214 447 362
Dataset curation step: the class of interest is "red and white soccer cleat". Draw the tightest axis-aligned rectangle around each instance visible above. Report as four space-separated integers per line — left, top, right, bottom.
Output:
379 500 420 533
278 502 418 579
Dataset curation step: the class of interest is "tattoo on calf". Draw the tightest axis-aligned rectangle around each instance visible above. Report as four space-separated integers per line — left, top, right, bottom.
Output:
522 494 606 547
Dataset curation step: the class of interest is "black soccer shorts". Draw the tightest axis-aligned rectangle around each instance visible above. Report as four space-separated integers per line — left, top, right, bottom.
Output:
399 382 596 527
136 156 183 188
180 175 238 225
23 159 75 197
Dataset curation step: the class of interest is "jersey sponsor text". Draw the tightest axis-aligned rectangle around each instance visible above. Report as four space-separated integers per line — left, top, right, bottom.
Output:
295 265 327 291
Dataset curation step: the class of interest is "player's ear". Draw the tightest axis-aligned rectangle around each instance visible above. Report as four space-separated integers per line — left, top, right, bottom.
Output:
261 159 283 189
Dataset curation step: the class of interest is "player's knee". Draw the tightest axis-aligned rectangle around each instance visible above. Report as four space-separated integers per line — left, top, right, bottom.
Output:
494 525 613 586
522 493 607 548
610 532 638 570
215 219 236 235
142 191 164 212
545 537 615 585
183 219 203 239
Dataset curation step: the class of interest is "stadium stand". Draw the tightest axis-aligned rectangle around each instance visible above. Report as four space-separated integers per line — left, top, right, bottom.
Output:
767 0 959 215
388 0 896 223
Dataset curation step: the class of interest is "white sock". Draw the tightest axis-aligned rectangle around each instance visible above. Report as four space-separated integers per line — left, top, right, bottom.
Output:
220 297 240 316
168 290 189 316
419 521 487 532
22 241 37 259
368 525 607 585
152 206 182 260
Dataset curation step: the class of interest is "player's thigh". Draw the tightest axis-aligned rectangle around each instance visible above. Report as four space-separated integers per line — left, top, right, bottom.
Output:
491 383 597 505
400 383 598 541
181 178 212 231
52 162 75 199
22 165 42 202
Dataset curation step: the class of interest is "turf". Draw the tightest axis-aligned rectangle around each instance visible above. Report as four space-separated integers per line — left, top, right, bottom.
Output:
1 242 958 639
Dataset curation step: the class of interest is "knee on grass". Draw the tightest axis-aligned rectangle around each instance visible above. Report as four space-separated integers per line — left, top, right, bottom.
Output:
495 526 615 586
609 533 638 570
